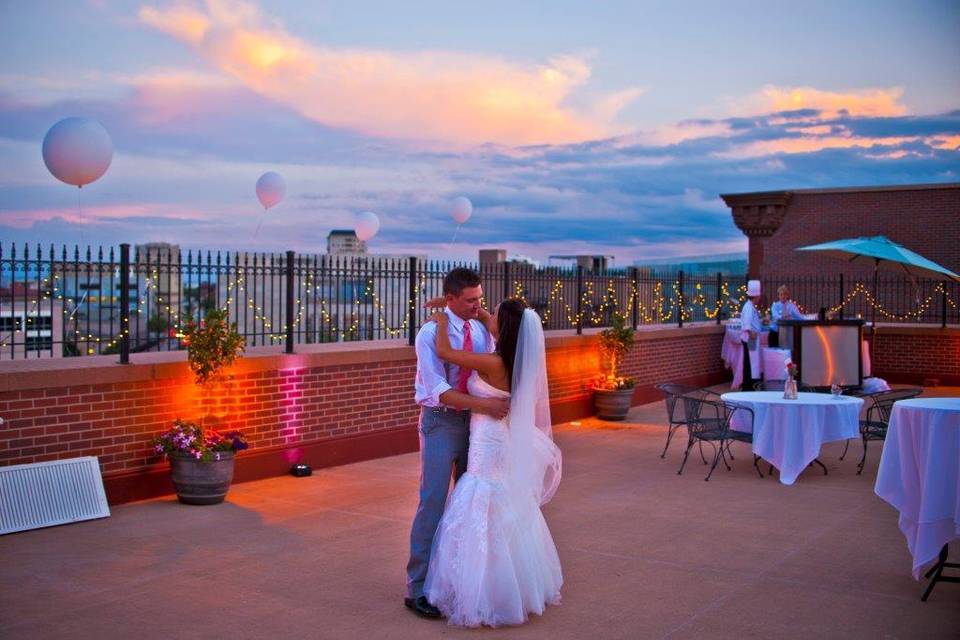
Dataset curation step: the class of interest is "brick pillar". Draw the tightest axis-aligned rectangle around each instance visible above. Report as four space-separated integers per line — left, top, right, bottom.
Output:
720 192 792 277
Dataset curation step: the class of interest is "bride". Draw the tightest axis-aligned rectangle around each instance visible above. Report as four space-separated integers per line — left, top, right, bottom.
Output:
423 298 563 627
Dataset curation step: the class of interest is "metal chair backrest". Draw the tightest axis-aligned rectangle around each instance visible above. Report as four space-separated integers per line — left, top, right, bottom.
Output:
867 387 923 425
656 383 699 424
723 400 755 436
680 396 729 435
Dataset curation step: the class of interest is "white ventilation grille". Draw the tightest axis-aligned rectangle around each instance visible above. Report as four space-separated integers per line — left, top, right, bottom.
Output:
0 456 110 535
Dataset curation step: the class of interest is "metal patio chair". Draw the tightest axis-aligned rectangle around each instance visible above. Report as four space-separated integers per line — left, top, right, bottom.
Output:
857 387 923 475
655 383 720 459
676 396 763 481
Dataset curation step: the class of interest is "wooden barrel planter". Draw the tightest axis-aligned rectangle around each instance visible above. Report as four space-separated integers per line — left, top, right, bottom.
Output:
169 451 236 505
594 387 635 421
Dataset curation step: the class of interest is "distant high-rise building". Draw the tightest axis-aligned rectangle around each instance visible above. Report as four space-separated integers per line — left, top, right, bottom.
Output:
327 230 366 255
135 242 182 311
548 255 613 271
633 252 747 276
479 249 507 266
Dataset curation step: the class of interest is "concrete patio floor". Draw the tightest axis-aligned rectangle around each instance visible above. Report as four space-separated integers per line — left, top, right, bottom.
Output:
2 389 958 639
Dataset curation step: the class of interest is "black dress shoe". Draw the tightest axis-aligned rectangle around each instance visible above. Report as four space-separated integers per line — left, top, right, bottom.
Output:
404 596 442 619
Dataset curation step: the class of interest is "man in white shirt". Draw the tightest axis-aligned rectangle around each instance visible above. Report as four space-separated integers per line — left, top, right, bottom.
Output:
740 279 764 391
405 267 509 619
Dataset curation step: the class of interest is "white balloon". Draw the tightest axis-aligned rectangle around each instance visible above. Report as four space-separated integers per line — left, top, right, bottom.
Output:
255 171 286 209
354 211 380 242
450 196 473 224
42 118 113 188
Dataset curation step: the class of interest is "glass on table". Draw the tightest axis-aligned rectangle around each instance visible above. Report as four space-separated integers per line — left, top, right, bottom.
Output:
830 383 842 399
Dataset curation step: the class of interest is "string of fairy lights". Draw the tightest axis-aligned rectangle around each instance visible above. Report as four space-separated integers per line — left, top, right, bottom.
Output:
2 271 959 353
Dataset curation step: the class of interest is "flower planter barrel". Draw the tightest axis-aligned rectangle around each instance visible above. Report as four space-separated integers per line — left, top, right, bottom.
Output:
594 388 635 421
169 451 236 505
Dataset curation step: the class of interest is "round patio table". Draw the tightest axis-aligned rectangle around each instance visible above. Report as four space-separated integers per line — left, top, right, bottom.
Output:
874 397 960 599
720 391 863 485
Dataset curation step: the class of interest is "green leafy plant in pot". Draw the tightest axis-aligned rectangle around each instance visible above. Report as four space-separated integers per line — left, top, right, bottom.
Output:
592 314 636 421
153 308 247 504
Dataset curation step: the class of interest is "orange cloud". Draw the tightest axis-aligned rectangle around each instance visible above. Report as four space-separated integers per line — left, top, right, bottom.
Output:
121 69 242 124
139 5 210 45
745 85 908 118
634 120 733 146
929 135 960 150
721 135 915 158
139 0 640 146
700 84 957 158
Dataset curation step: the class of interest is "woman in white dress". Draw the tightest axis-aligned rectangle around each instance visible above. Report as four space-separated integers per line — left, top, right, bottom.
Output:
423 298 563 627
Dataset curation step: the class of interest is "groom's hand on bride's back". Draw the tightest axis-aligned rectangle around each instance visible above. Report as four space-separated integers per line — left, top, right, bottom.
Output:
477 397 509 420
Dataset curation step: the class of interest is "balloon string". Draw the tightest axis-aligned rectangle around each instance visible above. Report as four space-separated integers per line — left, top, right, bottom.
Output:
451 224 461 243
253 213 265 240
77 187 84 246
68 187 88 323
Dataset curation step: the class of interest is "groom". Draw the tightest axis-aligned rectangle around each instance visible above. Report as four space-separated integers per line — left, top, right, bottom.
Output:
405 267 508 619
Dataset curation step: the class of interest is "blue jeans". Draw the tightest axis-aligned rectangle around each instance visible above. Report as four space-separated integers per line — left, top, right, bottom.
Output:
406 407 470 599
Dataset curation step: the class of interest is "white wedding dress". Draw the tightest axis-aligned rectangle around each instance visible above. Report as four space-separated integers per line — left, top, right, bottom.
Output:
423 370 563 627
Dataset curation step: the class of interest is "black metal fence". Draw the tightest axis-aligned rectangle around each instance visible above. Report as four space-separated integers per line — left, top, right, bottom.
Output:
1 243 957 361
758 274 960 326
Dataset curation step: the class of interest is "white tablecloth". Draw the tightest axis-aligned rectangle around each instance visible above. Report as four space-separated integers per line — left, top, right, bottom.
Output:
721 391 863 485
762 348 791 382
874 397 960 579
721 325 744 387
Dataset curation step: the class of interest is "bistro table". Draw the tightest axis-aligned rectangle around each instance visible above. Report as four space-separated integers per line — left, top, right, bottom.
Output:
874 397 960 600
720 391 863 485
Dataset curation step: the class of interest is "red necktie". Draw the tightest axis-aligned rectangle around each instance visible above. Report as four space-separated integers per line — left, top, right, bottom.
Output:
457 321 473 392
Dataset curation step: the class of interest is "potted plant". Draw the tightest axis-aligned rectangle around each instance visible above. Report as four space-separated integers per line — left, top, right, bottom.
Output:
153 308 248 504
592 314 637 421
183 308 246 387
153 419 248 504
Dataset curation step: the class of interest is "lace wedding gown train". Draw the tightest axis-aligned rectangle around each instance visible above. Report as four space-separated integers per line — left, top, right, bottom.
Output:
423 372 562 627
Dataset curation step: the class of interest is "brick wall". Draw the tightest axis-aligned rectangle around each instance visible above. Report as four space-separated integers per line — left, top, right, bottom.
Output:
545 325 727 420
2 322 950 503
871 327 960 386
758 185 960 280
0 325 728 503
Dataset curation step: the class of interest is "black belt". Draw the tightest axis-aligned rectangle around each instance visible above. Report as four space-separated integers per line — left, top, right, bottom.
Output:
428 406 469 415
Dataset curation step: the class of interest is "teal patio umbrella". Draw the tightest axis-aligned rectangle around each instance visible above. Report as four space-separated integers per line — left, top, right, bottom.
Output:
796 235 960 325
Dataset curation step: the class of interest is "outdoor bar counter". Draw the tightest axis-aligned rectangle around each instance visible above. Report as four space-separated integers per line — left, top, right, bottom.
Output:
778 319 865 390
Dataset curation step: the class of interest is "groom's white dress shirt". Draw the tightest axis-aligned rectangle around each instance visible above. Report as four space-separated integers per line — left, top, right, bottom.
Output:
415 307 494 408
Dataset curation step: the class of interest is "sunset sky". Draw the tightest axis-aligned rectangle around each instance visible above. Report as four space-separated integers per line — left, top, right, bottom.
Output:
1 0 958 263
